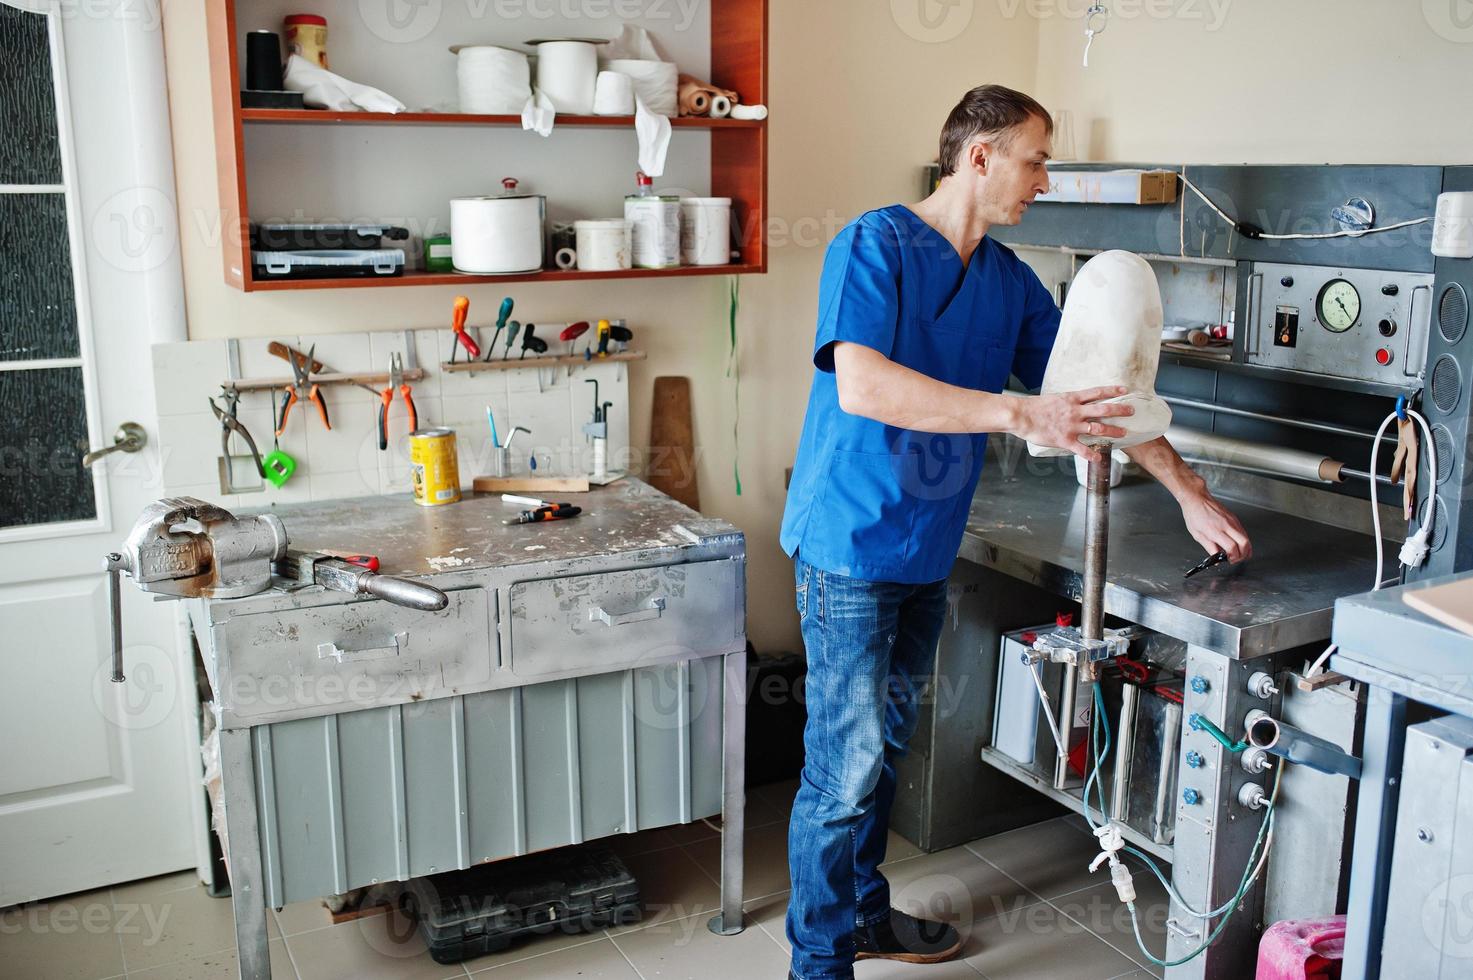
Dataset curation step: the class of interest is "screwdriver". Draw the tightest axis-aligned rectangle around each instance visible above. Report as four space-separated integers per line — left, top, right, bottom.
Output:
503 503 582 525
484 298 515 361
520 324 548 359
502 321 522 359
560 321 590 356
450 295 480 362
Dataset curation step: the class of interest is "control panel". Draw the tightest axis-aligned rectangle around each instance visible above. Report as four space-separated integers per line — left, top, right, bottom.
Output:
1244 262 1434 388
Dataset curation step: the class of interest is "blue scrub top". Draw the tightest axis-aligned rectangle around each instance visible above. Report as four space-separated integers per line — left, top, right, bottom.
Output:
780 205 1062 584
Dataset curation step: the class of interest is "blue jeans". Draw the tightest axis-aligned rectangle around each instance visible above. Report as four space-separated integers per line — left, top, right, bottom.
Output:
786 558 950 980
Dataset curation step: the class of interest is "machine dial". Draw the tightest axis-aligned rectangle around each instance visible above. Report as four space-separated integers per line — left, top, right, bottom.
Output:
1316 278 1361 333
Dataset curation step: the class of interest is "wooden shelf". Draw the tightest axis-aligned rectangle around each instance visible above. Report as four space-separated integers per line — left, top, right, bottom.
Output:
443 351 646 373
240 108 764 129
246 264 758 292
223 368 427 393
207 0 769 293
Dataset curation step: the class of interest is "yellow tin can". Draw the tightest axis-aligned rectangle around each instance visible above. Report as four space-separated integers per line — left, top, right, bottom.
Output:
409 428 461 506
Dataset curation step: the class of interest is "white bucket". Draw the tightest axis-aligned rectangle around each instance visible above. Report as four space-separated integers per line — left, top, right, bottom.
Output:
624 195 681 269
574 219 631 271
680 197 732 266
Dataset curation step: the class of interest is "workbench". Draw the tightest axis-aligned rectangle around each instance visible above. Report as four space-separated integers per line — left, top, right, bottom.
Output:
1331 576 1473 980
183 480 747 980
895 442 1380 980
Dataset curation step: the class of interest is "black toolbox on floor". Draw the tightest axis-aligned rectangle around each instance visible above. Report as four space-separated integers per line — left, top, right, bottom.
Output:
403 845 641 964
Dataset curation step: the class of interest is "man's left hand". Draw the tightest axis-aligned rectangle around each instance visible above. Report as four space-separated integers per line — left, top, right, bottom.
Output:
1179 491 1252 563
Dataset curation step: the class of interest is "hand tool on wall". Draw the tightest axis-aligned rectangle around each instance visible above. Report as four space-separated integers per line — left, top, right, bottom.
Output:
504 425 530 451
502 321 522 359
486 406 501 447
273 551 449 610
449 295 480 362
277 343 332 436
268 341 379 397
560 321 589 355
484 298 515 361
503 502 582 525
377 351 418 450
587 319 613 358
520 324 547 358
210 389 266 487
583 379 604 438
609 322 633 351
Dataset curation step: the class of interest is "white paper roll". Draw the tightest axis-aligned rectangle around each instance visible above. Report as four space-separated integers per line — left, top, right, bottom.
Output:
729 103 768 121
593 70 635 115
709 94 732 118
450 194 545 274
534 41 597 115
456 46 531 114
554 247 578 270
605 59 677 115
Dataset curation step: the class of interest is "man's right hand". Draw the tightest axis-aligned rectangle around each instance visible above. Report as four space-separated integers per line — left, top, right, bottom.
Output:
1009 386 1136 461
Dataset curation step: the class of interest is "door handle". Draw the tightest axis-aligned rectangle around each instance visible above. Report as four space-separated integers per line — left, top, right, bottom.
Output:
589 596 666 627
317 631 408 663
82 422 147 467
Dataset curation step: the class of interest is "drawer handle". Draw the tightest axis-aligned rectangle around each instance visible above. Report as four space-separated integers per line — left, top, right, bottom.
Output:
589 597 666 627
317 631 408 663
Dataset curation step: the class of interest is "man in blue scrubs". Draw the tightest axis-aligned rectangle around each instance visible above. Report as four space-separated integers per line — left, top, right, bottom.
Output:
779 85 1252 980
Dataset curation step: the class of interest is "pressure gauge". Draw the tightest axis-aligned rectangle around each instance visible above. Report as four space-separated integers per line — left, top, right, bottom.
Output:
1316 278 1361 332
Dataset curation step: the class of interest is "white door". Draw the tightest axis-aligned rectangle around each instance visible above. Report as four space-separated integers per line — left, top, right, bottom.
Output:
0 0 197 905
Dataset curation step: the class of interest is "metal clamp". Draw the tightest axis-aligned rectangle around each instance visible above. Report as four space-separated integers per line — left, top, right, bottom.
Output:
589 596 666 627
317 631 408 664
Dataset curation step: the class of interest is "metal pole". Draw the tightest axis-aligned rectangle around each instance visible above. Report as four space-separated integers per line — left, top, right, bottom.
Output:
106 554 125 683
1081 448 1112 682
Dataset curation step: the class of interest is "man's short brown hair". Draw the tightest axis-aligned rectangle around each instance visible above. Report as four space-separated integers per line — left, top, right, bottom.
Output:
938 85 1052 177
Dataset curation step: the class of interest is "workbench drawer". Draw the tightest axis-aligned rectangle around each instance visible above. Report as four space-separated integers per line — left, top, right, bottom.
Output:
507 560 740 677
212 587 494 724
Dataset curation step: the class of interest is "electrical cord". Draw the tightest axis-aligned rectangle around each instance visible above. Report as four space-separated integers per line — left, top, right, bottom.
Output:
1178 173 1432 241
1369 406 1438 590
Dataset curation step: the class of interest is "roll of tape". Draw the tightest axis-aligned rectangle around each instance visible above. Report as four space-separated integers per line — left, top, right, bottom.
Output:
709 94 732 119
554 247 578 270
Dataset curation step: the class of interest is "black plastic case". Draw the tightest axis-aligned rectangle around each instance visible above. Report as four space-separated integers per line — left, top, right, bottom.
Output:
404 845 642 964
250 223 409 251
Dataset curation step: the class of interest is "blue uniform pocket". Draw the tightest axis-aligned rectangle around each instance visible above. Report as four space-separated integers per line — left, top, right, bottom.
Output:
808 449 917 575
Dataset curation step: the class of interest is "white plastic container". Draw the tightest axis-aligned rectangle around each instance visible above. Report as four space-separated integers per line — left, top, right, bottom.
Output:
573 219 631 271
680 197 732 266
450 178 545 274
624 194 681 269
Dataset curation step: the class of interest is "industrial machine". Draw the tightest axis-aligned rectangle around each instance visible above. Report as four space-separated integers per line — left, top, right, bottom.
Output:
893 163 1473 979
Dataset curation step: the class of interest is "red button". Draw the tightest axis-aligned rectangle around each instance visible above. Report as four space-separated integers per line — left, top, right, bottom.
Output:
1376 348 1394 366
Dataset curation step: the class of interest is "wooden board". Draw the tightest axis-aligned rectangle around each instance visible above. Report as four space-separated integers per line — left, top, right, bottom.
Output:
648 377 700 511
1403 579 1473 638
472 476 591 494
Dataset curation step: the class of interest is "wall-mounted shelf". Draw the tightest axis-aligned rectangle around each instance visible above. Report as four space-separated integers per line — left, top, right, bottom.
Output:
248 265 759 292
206 0 768 293
443 351 646 374
240 108 764 129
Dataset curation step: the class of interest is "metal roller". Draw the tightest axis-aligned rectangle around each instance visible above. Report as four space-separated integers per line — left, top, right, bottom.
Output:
1166 426 1346 484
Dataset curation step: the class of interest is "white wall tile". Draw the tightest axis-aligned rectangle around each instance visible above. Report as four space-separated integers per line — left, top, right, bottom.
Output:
152 341 227 418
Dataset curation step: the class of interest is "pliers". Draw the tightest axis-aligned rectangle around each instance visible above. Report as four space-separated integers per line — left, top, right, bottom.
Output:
210 388 265 477
277 343 331 436
377 351 417 451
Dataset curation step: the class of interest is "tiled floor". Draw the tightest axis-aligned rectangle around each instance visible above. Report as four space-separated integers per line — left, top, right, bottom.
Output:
1 780 1168 980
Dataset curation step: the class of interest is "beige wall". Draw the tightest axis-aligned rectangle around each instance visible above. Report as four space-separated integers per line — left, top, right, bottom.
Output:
1033 0 1473 164
160 1 1039 655
160 1 1467 655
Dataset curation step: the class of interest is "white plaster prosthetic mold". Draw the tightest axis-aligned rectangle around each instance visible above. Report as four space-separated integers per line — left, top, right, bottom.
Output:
1028 249 1173 457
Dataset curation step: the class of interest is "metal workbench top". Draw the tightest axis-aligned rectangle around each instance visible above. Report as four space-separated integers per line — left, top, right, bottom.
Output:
242 478 740 580
958 450 1384 658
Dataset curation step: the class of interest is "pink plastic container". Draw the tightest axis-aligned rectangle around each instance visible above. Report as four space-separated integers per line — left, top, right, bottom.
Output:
1256 916 1346 980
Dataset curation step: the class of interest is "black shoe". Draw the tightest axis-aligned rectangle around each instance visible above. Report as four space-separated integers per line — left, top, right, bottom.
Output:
853 908 963 963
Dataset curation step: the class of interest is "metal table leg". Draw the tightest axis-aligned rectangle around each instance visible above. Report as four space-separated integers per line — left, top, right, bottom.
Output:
1342 686 1408 980
709 649 747 936
219 727 272 980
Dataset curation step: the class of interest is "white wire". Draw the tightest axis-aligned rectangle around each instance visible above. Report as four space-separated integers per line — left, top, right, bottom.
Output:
1306 643 1338 679
1369 407 1439 590
1178 174 1432 241
1028 659 1069 760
